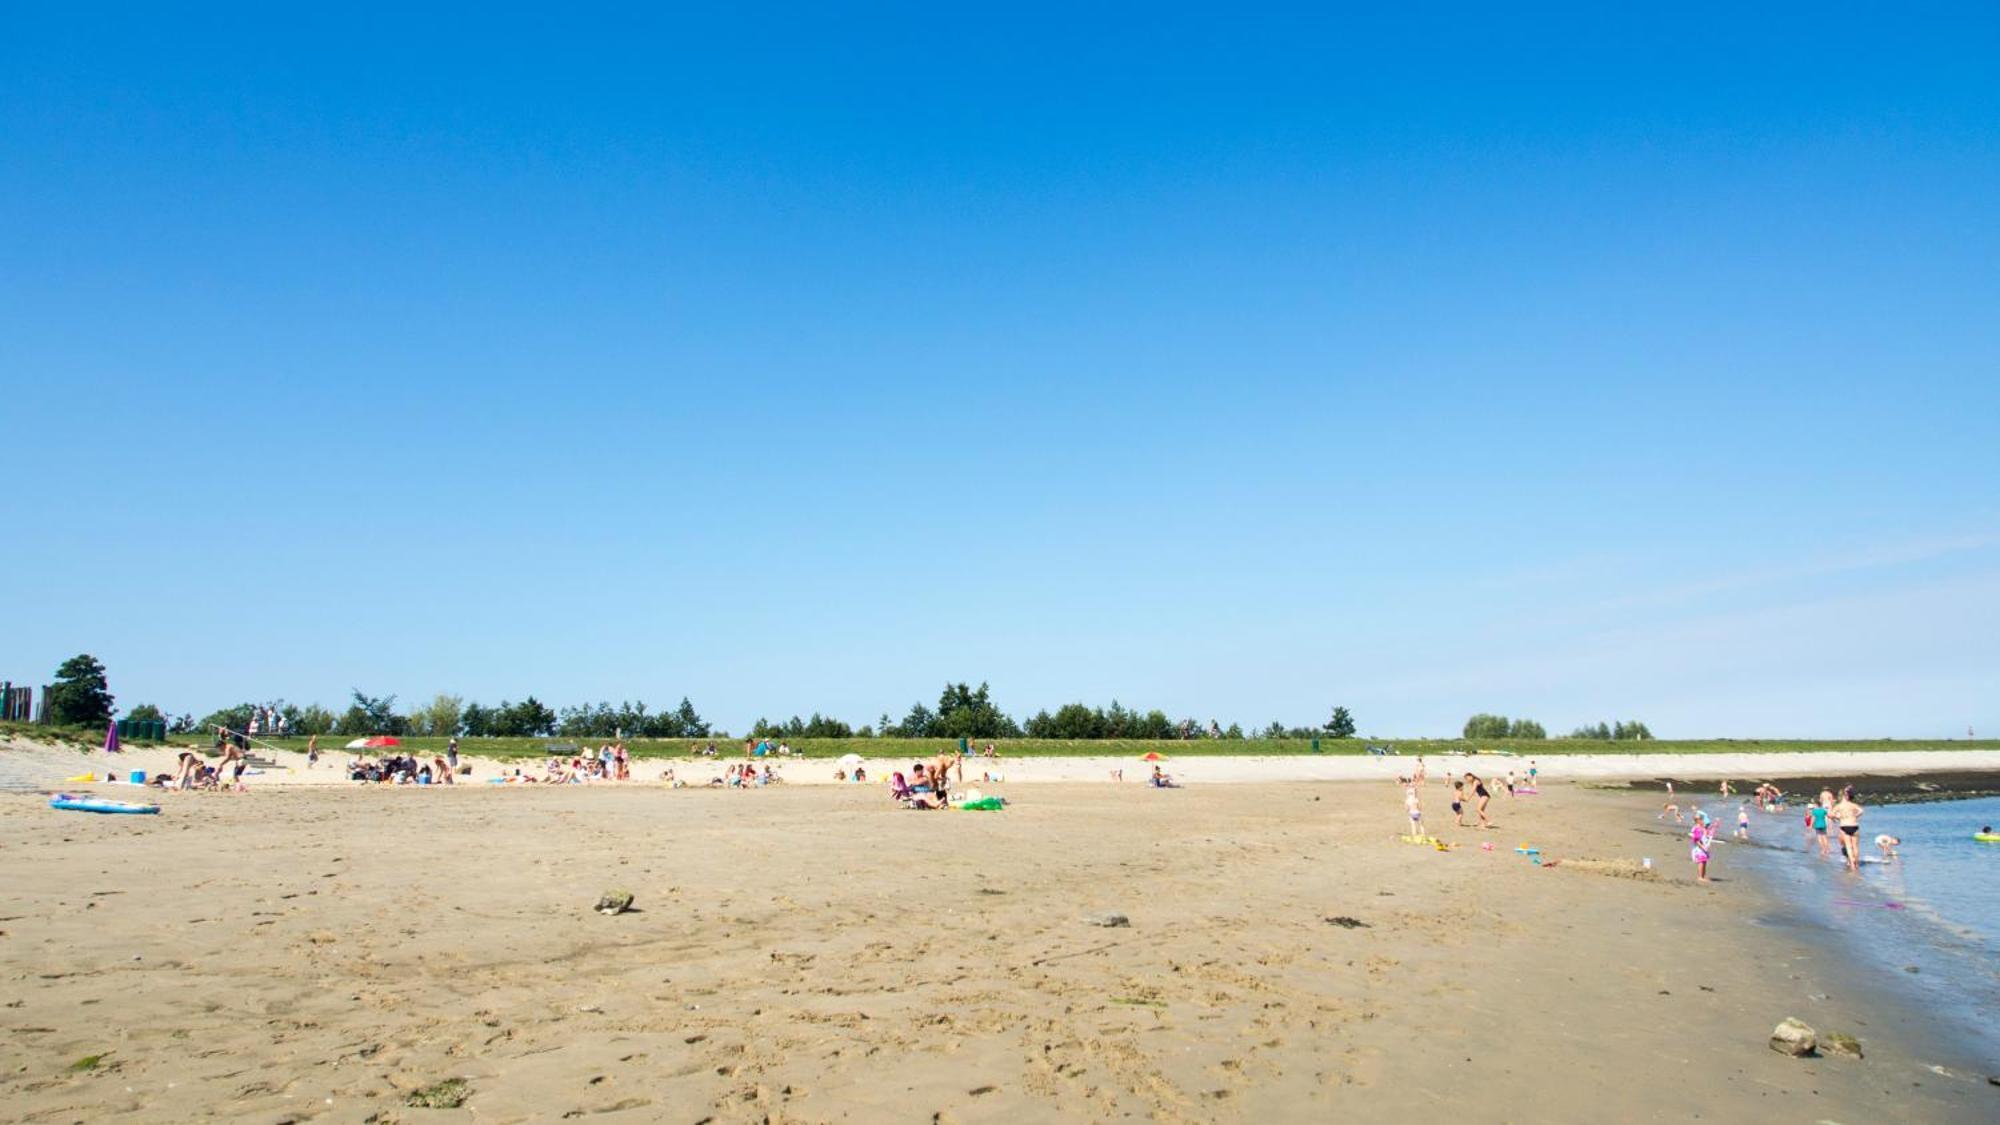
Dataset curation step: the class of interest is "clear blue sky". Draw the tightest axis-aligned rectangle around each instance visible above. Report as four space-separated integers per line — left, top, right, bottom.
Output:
4 4 1997 737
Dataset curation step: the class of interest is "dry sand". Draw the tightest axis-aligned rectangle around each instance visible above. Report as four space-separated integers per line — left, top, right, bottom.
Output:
3 774 1994 1122
20 739 2000 789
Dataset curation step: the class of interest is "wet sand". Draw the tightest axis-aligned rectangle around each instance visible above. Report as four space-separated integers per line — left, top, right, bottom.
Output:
2 782 1993 1122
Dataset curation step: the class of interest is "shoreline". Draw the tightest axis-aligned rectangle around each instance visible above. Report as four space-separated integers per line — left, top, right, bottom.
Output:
1723 792 2000 1075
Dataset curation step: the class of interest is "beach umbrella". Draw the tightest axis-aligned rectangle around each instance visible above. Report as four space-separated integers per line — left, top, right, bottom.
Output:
1141 751 1166 762
104 721 120 754
837 753 863 769
344 736 402 750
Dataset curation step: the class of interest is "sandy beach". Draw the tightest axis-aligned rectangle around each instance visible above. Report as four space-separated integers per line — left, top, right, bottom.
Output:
4 770 1995 1122
18 739 2000 790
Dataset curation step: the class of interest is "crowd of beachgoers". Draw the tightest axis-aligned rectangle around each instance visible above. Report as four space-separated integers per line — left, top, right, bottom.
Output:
1386 756 1914 884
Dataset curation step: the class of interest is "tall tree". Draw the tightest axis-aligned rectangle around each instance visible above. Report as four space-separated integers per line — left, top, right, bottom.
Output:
1325 706 1357 738
48 654 115 726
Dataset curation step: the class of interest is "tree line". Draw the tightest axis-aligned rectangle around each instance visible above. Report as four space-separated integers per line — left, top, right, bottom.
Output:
1462 713 1653 741
185 691 713 740
33 653 1658 745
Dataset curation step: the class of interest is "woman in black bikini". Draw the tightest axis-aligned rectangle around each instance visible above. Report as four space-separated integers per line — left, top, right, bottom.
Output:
1466 773 1493 828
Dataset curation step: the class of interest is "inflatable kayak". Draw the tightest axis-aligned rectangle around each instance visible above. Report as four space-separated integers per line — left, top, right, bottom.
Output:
50 793 160 815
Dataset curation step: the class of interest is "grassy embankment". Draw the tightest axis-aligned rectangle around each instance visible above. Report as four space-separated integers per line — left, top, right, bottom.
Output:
169 732 2000 761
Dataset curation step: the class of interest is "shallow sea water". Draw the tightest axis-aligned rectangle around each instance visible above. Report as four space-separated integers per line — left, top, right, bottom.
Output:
1731 794 2000 1070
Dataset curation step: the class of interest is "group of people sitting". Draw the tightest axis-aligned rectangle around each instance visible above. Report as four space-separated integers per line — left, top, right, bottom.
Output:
150 751 241 791
889 753 963 809
347 753 458 785
698 762 782 787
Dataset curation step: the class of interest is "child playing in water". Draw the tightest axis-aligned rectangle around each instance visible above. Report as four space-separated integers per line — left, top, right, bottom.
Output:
1690 811 1715 884
1874 834 1900 859
1735 803 1750 840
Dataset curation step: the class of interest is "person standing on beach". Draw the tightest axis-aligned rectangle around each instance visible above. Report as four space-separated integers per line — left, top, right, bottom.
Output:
1466 773 1492 829
1831 787 1864 872
446 737 459 774
1690 811 1715 884
306 734 319 768
1404 783 1425 838
1450 778 1467 826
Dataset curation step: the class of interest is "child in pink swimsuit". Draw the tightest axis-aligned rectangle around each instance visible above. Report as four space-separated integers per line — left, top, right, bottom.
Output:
1690 812 1715 884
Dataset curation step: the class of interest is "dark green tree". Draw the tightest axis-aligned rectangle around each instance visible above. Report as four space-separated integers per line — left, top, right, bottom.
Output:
339 690 404 735
1325 706 1357 738
198 702 256 734
931 682 1019 739
47 654 115 727
291 704 336 736
1462 713 1511 739
496 696 557 736
125 703 166 724
672 697 709 737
